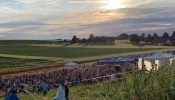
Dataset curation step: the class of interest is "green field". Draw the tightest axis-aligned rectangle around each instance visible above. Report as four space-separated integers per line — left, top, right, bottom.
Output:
1 65 175 100
0 57 56 72
0 40 53 45
0 43 174 72
0 45 165 58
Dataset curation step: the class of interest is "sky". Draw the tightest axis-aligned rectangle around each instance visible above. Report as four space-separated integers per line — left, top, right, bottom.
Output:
0 0 175 39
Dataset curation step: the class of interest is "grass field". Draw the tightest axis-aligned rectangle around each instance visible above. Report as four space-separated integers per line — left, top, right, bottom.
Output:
0 43 174 72
1 65 175 100
0 40 52 45
0 57 56 72
0 45 164 58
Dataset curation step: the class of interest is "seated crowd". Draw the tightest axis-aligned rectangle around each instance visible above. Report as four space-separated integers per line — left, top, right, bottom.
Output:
0 64 130 95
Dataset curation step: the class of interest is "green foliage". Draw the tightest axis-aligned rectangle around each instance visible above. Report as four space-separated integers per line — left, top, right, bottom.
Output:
172 31 175 37
117 33 129 40
130 34 140 43
163 32 170 38
71 35 78 44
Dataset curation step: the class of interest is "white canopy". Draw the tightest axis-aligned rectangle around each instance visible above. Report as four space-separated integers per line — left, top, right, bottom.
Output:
144 51 174 60
65 61 78 66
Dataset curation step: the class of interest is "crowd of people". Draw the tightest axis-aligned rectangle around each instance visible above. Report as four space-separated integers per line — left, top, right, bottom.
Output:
0 63 133 97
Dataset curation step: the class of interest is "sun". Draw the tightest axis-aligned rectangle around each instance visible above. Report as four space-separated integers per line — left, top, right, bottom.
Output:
102 0 125 9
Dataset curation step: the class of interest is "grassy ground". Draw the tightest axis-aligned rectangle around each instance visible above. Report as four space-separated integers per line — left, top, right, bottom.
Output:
0 40 52 45
1 65 175 100
0 57 56 72
0 43 174 72
0 45 164 58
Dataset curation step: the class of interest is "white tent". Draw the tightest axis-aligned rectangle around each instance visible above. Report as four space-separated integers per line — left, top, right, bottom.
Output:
144 51 174 60
65 61 78 66
138 58 143 70
144 51 175 71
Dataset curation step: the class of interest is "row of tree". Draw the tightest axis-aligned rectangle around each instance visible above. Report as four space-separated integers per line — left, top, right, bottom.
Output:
130 31 175 43
119 31 175 43
71 31 175 44
71 34 115 44
130 33 158 43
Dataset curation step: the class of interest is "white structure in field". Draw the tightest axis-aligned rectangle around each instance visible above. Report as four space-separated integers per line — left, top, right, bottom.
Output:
65 61 78 66
143 51 174 71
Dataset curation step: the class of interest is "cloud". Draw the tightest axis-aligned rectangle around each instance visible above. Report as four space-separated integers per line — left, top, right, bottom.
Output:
14 0 61 5
0 21 46 28
0 0 175 39
73 16 175 37
0 35 5 38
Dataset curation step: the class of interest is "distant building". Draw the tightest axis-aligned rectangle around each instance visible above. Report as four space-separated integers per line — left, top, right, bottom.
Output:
53 39 71 44
138 41 146 45
152 37 175 46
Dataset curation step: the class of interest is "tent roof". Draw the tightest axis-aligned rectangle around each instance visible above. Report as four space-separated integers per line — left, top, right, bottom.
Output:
97 50 175 65
144 51 174 60
65 61 78 66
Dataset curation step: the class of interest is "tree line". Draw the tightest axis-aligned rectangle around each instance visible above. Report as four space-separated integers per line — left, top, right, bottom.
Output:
129 31 175 43
71 31 175 44
71 34 115 44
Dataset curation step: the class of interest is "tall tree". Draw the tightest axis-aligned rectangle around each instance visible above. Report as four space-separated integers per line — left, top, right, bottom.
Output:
146 33 152 42
88 34 95 43
77 38 82 43
117 33 129 40
64 39 67 42
130 34 140 43
140 33 145 41
153 33 158 39
172 31 175 37
141 33 145 38
82 38 87 43
163 32 169 38
71 35 77 43
89 34 95 39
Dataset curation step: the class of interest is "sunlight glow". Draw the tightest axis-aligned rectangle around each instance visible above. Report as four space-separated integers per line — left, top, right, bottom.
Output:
102 0 126 9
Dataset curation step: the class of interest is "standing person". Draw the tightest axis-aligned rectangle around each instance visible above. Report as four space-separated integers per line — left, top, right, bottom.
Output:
64 83 69 100
0 76 2 88
52 85 65 100
0 76 2 84
43 82 48 96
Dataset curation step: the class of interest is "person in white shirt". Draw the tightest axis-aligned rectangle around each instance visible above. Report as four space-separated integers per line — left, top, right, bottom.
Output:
52 85 65 100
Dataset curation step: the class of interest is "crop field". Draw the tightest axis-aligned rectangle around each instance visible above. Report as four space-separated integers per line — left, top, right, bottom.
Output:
0 40 53 45
0 45 165 58
0 57 56 72
0 43 174 72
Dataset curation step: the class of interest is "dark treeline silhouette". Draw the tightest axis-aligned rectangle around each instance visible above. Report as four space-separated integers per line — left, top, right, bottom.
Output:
71 34 115 44
71 31 175 44
129 32 175 44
